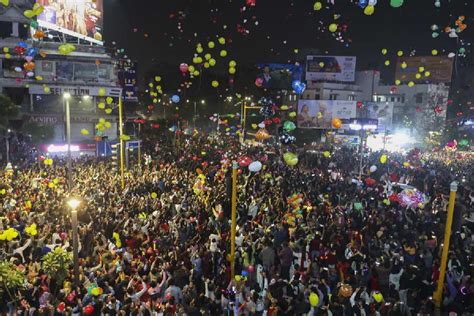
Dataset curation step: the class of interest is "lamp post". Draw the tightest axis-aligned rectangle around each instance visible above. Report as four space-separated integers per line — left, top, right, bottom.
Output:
67 198 81 288
63 93 73 191
230 161 238 279
433 181 458 308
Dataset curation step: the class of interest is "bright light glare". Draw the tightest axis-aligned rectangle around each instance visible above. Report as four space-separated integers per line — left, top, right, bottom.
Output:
392 133 414 146
63 92 71 99
349 124 362 131
366 132 417 152
67 198 80 210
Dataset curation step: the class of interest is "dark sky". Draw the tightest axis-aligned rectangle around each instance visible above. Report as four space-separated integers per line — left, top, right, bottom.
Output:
103 0 473 88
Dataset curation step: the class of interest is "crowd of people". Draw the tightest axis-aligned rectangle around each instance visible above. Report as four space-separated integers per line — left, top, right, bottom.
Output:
0 132 473 315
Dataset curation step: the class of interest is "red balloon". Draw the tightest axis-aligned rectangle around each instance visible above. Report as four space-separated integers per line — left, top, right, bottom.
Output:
255 77 263 87
246 0 256 6
238 156 252 167
57 302 66 312
84 305 94 315
356 101 363 108
365 178 376 186
248 265 255 272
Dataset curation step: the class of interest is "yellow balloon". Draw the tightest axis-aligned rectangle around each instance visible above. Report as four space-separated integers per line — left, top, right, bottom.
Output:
81 129 89 135
220 50 227 57
229 60 237 67
431 49 438 56
154 76 161 82
229 67 236 74
418 66 425 72
415 73 421 79
384 60 390 66
218 37 226 44
395 80 401 85
397 50 404 57
209 59 216 66
105 108 112 114
401 62 407 69
98 87 106 96
196 46 203 53
208 41 215 48
24 10 35 18
151 192 158 199
364 5 375 15
204 53 211 60
188 65 195 73
313 1 322 10
424 71 430 77
193 70 200 76
204 62 210 69
211 80 219 88
408 81 415 87
106 97 113 104
381 48 388 55
329 23 338 32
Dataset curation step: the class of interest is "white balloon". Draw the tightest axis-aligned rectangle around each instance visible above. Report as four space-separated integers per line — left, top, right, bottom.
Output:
248 161 262 172
258 122 265 129
369 165 377 173
448 52 456 58
368 0 377 5
14 67 22 72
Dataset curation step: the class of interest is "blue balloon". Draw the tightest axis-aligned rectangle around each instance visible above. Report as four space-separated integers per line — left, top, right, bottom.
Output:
18 41 28 49
358 0 368 8
26 47 39 57
171 95 180 103
242 270 249 277
292 80 306 95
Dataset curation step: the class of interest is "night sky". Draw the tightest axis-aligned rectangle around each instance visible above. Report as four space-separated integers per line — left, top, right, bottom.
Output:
102 0 473 92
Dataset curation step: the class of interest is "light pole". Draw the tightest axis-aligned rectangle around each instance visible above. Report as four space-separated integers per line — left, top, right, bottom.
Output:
67 198 81 288
230 161 238 279
433 181 458 308
63 93 73 191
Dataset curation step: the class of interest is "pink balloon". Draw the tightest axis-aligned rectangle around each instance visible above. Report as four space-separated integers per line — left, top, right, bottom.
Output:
248 265 255 272
238 156 252 167
255 77 263 87
179 63 189 73
25 56 34 62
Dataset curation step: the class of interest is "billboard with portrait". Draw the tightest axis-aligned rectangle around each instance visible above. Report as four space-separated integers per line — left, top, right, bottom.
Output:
395 56 453 83
362 102 394 132
255 63 303 90
306 56 356 82
297 100 356 129
37 0 103 45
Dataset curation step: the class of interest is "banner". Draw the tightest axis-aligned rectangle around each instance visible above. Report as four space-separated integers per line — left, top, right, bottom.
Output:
395 56 453 83
29 85 122 97
255 63 303 90
117 60 138 102
37 0 104 45
306 56 356 82
363 102 393 132
297 100 356 129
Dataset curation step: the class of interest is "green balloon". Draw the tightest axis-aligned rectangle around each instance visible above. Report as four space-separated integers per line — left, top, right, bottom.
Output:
459 139 469 146
390 0 404 8
30 21 39 29
283 121 296 132
432 32 439 38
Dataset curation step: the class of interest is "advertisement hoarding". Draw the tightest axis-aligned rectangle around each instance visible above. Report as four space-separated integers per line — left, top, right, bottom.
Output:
395 56 453 83
255 63 303 90
362 102 393 132
306 56 356 82
297 100 356 129
37 0 103 45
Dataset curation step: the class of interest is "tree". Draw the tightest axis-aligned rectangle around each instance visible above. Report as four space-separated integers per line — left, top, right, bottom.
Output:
42 247 73 286
0 95 19 131
0 260 26 302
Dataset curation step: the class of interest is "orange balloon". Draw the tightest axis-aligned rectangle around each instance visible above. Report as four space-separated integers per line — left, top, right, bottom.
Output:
33 30 45 39
23 62 35 71
255 129 270 141
332 118 342 129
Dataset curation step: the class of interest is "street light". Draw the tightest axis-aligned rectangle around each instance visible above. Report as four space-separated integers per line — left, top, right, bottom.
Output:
63 93 73 190
67 198 81 288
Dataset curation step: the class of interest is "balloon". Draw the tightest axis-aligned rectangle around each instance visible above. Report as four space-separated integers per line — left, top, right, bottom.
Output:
171 95 180 103
384 60 390 66
255 129 270 141
208 41 215 48
283 121 296 132
209 59 216 66
179 63 188 73
229 67 236 74
241 270 248 277
381 48 388 55
246 0 256 6
309 292 319 307
255 77 263 87
390 0 404 8
211 80 219 88
283 152 298 166
339 284 353 298
328 23 338 32
235 275 242 282
105 108 112 114
248 161 262 172
24 10 35 18
238 156 252 167
220 50 227 57
313 1 322 10
332 118 342 129
57 302 66 312
291 80 306 95
369 165 377 173
364 5 375 15
218 37 226 44
91 287 100 296
323 151 330 158
380 154 387 164
81 129 89 136
84 305 94 315
431 49 438 56
401 62 407 69
23 62 35 71
0 0 9 6
248 265 255 272
408 81 415 87
372 291 383 303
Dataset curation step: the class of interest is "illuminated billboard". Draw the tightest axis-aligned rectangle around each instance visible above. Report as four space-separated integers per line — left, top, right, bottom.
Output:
37 0 103 45
306 56 356 82
297 100 356 129
395 56 453 83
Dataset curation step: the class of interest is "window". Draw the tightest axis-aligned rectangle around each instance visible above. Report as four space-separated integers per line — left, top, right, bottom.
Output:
0 22 12 38
329 94 338 100
415 93 423 104
314 94 320 100
348 95 356 101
